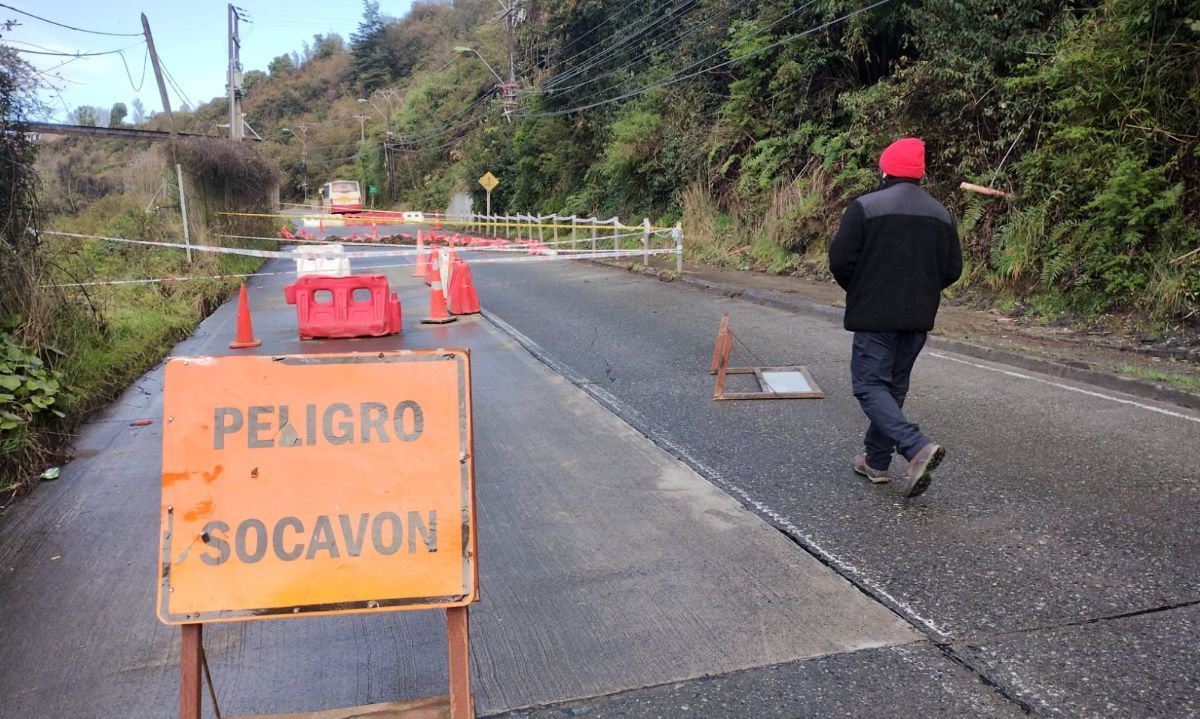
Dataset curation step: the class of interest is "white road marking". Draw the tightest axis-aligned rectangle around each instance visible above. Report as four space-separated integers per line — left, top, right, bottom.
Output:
927 352 1200 425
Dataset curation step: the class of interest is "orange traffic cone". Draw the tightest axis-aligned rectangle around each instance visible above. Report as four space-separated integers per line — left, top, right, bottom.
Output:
421 275 457 324
412 230 427 277
448 259 481 315
319 217 325 232
229 284 262 349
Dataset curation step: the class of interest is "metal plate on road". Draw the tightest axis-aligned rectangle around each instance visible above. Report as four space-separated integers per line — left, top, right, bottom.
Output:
478 172 499 192
760 371 815 393
157 351 476 624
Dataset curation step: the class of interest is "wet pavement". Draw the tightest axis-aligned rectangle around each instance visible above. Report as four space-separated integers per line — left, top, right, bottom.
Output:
468 257 1200 717
2 237 1197 717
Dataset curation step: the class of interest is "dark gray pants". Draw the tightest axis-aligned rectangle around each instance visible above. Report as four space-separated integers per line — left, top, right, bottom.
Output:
851 331 931 469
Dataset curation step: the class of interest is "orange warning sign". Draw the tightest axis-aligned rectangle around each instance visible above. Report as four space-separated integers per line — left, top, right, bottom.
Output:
156 351 476 624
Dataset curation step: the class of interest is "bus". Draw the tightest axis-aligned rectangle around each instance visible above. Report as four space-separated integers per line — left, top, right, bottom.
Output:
320 180 362 214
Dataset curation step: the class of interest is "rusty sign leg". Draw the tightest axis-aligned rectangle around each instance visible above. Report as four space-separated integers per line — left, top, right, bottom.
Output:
180 623 202 719
446 606 473 719
709 313 731 375
713 329 733 399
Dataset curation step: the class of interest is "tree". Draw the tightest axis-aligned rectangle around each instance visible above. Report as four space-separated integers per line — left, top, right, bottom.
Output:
242 69 267 93
70 106 99 126
312 33 345 61
108 102 127 127
131 98 146 124
268 54 295 77
350 0 391 91
0 45 44 324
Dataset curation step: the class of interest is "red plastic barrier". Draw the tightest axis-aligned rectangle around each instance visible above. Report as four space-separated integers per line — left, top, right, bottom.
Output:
284 275 402 340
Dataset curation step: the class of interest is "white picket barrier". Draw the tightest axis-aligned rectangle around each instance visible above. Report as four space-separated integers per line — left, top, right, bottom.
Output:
294 243 350 277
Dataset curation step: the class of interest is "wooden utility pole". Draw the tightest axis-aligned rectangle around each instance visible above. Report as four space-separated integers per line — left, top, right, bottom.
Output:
140 13 176 157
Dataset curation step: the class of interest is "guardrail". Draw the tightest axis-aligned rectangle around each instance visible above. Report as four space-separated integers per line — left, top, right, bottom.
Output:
446 212 682 274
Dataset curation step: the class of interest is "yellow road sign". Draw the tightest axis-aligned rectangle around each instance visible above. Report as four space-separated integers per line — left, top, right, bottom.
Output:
157 351 476 624
478 172 499 192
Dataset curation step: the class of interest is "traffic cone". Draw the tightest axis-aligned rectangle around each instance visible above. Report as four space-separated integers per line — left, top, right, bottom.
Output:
421 276 457 324
319 217 325 232
425 248 440 286
412 230 427 277
448 260 481 315
229 284 262 349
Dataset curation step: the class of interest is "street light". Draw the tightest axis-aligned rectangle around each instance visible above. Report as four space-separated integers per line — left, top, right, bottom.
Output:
281 126 308 205
454 46 515 122
453 46 504 84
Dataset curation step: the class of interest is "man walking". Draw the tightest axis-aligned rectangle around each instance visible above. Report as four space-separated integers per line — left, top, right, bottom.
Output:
828 138 962 498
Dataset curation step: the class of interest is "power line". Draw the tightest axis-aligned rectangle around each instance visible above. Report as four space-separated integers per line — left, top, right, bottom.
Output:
13 45 134 57
158 59 195 110
0 3 142 37
532 0 819 112
541 0 698 91
518 0 895 119
530 0 741 99
538 0 636 70
118 46 149 93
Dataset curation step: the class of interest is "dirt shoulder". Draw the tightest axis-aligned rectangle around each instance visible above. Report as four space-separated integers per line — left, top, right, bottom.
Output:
625 258 1200 411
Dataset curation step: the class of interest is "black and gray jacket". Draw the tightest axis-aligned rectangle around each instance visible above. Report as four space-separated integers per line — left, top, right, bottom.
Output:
829 178 962 332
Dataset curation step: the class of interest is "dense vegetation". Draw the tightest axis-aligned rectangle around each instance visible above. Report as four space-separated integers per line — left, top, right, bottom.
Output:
5 0 1199 487
234 0 1197 325
1 43 276 491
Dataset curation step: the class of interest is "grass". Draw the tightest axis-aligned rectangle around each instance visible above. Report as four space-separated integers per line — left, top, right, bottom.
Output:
1 194 270 492
1112 363 1200 393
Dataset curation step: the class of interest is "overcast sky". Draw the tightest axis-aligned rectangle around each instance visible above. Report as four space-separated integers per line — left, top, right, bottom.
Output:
6 1 415 122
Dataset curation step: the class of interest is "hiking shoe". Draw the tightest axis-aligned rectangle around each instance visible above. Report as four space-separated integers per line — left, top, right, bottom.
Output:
903 443 945 498
853 454 890 484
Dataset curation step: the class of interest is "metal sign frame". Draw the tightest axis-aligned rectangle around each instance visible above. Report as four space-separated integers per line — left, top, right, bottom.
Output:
709 313 825 400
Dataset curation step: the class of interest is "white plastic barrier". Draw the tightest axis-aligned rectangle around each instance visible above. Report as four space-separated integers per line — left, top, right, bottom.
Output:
294 244 350 277
402 211 425 222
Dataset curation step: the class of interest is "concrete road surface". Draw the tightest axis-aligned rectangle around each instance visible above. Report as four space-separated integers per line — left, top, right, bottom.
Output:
3 231 1196 718
0 249 1026 718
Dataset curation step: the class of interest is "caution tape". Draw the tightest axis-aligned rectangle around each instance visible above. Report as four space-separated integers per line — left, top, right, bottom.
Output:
43 248 679 288
218 210 676 233
42 231 291 259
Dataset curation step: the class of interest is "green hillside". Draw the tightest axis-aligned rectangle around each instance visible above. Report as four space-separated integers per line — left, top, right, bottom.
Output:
233 0 1197 323
3 0 1198 487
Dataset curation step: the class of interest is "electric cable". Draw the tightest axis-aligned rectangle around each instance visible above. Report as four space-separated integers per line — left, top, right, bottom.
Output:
540 0 698 91
0 2 142 37
542 0 820 109
12 45 135 57
529 0 741 99
520 0 891 119
118 46 149 93
537 0 637 70
159 59 195 110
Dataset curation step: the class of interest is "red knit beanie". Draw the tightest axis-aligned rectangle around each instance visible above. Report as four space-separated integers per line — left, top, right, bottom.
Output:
879 138 925 179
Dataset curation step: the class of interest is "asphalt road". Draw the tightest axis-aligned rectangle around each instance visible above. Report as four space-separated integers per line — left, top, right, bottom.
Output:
467 257 1200 718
